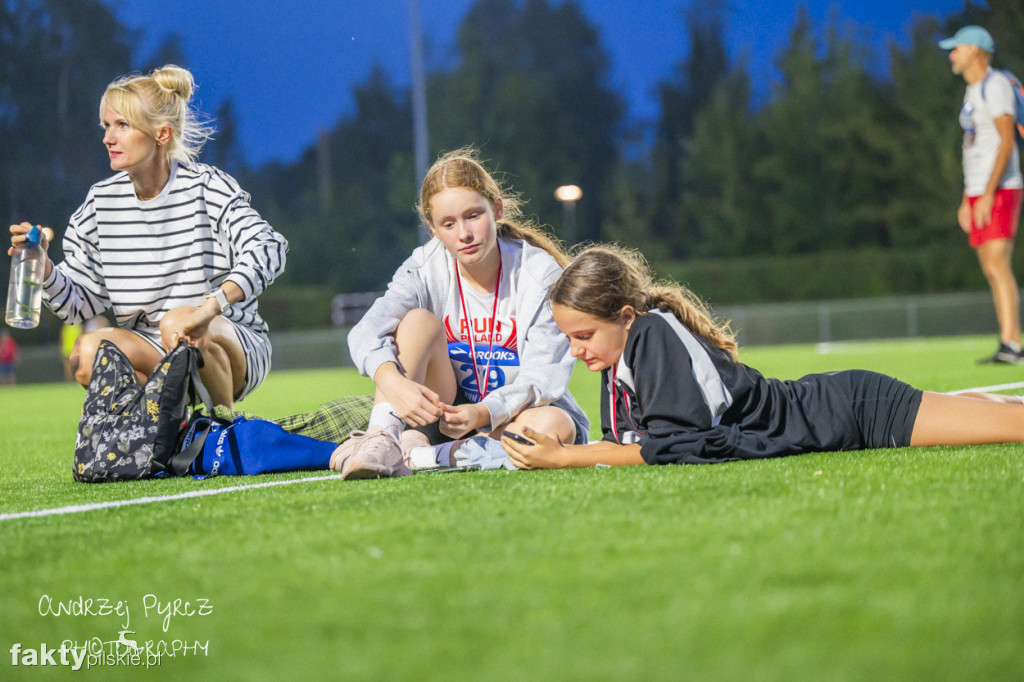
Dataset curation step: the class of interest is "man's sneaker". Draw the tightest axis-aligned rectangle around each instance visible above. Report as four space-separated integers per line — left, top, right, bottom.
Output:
330 426 411 480
979 343 1024 365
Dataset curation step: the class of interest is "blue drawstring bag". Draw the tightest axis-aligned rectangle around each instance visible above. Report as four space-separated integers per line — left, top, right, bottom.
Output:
173 415 336 478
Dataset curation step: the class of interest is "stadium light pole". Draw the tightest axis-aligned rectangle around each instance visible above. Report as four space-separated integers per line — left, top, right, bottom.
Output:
409 0 430 244
554 184 582 247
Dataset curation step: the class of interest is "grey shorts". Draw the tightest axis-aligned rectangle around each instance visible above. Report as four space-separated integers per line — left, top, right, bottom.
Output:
129 321 271 402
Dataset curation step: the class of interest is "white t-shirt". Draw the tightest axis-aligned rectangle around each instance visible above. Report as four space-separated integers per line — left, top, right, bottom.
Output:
442 264 521 403
960 69 1023 196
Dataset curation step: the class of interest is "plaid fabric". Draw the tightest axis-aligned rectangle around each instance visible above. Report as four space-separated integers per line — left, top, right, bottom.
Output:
205 395 373 444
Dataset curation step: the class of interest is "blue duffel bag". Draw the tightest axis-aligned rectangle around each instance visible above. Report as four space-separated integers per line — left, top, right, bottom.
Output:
172 415 337 478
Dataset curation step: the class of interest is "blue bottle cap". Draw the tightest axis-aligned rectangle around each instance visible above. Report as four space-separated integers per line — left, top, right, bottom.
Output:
26 225 42 244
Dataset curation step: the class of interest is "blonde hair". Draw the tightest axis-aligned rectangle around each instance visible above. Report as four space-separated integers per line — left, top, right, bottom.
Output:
99 65 214 165
550 243 739 360
416 147 569 267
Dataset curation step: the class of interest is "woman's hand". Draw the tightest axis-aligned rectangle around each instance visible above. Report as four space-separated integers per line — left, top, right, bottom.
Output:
9 222 55 278
439 402 490 439
501 426 567 469
375 366 444 427
972 193 995 229
161 301 219 350
9 222 54 253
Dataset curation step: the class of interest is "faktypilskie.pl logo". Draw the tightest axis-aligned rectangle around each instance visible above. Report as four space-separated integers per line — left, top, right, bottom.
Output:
9 593 214 670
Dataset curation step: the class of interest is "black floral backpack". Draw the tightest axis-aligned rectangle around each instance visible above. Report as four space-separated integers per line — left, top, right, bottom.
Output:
73 340 212 482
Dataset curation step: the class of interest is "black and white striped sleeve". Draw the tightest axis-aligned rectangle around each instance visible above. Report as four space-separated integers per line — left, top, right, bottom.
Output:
215 183 288 301
42 194 112 324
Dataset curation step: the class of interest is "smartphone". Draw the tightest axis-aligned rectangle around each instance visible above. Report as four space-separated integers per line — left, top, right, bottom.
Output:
414 464 482 474
503 431 535 446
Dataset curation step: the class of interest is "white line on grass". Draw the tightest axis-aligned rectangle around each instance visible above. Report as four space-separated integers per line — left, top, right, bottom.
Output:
0 474 344 522
950 381 1024 395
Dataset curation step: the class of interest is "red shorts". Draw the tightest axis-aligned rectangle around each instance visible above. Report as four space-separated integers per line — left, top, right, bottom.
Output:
968 188 1023 248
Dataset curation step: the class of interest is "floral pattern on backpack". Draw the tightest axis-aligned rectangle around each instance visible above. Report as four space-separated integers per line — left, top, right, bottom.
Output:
73 340 207 482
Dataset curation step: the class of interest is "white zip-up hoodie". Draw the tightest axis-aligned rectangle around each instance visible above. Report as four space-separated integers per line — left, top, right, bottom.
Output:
347 236 589 442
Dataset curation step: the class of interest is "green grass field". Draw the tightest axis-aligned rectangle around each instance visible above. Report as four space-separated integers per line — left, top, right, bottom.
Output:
1 335 1022 680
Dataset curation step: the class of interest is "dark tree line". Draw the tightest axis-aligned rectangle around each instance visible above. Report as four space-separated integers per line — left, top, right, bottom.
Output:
3 0 1023 322
247 0 623 293
618 0 1023 263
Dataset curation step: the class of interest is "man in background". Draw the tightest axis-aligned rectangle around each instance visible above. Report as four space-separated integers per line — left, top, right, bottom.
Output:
941 25 1024 364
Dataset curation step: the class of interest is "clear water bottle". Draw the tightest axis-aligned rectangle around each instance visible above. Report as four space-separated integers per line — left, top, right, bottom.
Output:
5 225 46 329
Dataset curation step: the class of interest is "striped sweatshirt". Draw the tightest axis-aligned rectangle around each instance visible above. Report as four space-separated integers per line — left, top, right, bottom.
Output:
43 161 288 335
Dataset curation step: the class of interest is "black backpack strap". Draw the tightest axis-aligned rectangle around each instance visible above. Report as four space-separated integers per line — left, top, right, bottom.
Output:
150 343 218 475
166 417 213 476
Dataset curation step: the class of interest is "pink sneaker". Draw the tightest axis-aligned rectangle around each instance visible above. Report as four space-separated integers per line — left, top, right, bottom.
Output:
330 426 411 480
400 429 434 469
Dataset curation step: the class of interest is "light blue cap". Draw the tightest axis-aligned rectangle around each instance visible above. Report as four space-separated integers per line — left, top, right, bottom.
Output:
26 225 41 244
939 25 995 53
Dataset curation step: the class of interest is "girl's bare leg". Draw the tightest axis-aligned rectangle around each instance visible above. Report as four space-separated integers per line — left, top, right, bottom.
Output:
497 405 577 446
70 328 163 386
332 309 457 476
910 390 1024 447
384 308 457 405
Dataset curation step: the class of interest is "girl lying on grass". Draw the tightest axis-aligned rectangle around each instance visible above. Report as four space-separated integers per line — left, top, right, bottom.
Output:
500 243 1024 468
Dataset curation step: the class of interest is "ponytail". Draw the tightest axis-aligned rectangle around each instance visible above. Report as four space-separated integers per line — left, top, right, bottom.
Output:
550 244 738 359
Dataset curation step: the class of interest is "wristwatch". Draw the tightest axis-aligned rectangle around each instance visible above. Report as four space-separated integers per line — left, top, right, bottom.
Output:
205 288 230 314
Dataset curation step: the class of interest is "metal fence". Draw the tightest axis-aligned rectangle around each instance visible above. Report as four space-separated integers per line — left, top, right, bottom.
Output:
717 290 998 347
6 290 1004 384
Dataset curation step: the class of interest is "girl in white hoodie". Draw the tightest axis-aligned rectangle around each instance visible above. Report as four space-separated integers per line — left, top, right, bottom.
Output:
335 148 589 479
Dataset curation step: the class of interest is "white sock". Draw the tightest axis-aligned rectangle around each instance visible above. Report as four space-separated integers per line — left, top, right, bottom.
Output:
1006 340 1022 353
407 441 459 469
407 442 458 469
369 403 403 440
407 446 436 469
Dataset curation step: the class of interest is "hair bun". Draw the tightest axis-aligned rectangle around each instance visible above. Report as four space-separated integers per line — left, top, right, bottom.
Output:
152 64 195 102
